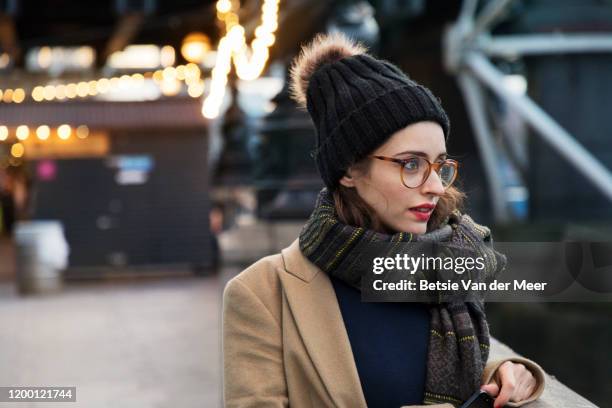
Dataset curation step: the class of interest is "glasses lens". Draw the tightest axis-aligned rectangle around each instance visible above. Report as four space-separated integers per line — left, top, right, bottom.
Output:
401 158 457 188
438 162 456 187
401 157 429 188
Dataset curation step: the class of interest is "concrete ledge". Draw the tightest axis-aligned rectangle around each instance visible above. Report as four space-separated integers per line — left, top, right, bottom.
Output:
490 337 595 407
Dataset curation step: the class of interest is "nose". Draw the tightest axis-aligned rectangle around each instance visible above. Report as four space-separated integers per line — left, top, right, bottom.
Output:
420 169 445 196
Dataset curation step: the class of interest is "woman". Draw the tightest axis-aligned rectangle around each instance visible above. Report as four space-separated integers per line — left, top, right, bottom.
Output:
222 33 545 408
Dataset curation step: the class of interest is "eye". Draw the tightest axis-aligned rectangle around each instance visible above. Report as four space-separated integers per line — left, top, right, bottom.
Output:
403 158 420 172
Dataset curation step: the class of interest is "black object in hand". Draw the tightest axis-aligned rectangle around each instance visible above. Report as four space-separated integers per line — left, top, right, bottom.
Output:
460 390 495 408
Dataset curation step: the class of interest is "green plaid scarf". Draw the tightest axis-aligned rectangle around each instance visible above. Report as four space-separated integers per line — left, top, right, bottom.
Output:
298 187 507 406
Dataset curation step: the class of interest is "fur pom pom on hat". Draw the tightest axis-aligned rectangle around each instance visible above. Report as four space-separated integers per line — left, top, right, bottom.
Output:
289 32 367 109
289 32 450 191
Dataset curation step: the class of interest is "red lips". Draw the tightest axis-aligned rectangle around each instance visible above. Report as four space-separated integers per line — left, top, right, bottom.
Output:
408 203 436 222
409 203 436 210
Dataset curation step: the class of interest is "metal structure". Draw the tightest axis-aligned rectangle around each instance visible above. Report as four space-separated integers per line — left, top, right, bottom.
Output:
444 0 612 222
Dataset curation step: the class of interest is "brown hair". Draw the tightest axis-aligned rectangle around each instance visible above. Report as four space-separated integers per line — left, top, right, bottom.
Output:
331 158 466 233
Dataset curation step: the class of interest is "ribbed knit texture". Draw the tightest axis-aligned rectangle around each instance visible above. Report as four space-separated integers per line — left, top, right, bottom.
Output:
305 54 450 191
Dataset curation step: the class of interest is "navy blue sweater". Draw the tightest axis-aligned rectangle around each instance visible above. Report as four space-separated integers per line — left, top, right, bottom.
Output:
330 275 430 408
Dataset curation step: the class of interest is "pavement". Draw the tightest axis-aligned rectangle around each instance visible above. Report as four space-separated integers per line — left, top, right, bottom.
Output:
0 273 227 408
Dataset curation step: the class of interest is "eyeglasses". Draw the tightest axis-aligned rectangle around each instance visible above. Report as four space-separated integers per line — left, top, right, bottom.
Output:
369 155 459 189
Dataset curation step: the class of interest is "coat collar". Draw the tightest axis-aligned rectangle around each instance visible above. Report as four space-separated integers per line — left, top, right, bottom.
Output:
279 238 367 408
280 237 321 282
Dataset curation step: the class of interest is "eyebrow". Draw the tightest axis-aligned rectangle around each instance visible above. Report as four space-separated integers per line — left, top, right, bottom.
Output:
393 150 447 159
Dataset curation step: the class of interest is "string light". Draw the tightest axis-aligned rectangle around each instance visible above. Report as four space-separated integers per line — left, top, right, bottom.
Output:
88 80 98 96
11 143 24 158
98 78 111 93
76 82 89 97
66 83 78 98
1 0 281 115
55 85 67 100
36 125 51 140
2 89 13 103
0 124 94 144
160 78 181 96
176 65 186 81
187 80 205 98
184 63 201 85
163 66 177 81
32 86 44 101
5 62 203 104
12 88 25 103
216 0 232 14
16 125 29 141
76 125 90 139
43 85 56 101
181 32 211 64
160 45 176 67
202 32 234 119
202 0 281 118
57 124 72 140
152 70 164 83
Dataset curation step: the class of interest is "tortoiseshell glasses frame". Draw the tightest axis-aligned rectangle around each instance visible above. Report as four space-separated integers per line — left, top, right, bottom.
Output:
369 155 459 189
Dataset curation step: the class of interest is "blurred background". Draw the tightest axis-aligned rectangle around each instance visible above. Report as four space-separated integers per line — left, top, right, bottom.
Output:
0 0 610 407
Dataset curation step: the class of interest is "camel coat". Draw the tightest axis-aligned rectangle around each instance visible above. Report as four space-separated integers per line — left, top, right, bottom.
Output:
222 238 545 408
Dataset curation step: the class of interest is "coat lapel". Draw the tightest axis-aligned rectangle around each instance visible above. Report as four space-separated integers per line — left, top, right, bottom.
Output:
279 238 367 408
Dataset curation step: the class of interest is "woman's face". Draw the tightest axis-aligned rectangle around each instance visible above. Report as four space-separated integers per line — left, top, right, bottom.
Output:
339 121 447 235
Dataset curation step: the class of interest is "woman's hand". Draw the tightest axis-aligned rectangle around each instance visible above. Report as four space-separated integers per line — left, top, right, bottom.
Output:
480 361 536 408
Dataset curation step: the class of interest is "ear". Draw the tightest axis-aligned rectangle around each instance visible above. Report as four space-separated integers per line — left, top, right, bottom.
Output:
339 168 356 188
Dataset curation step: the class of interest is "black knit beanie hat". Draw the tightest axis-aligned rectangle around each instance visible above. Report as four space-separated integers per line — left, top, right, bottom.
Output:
289 32 450 191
